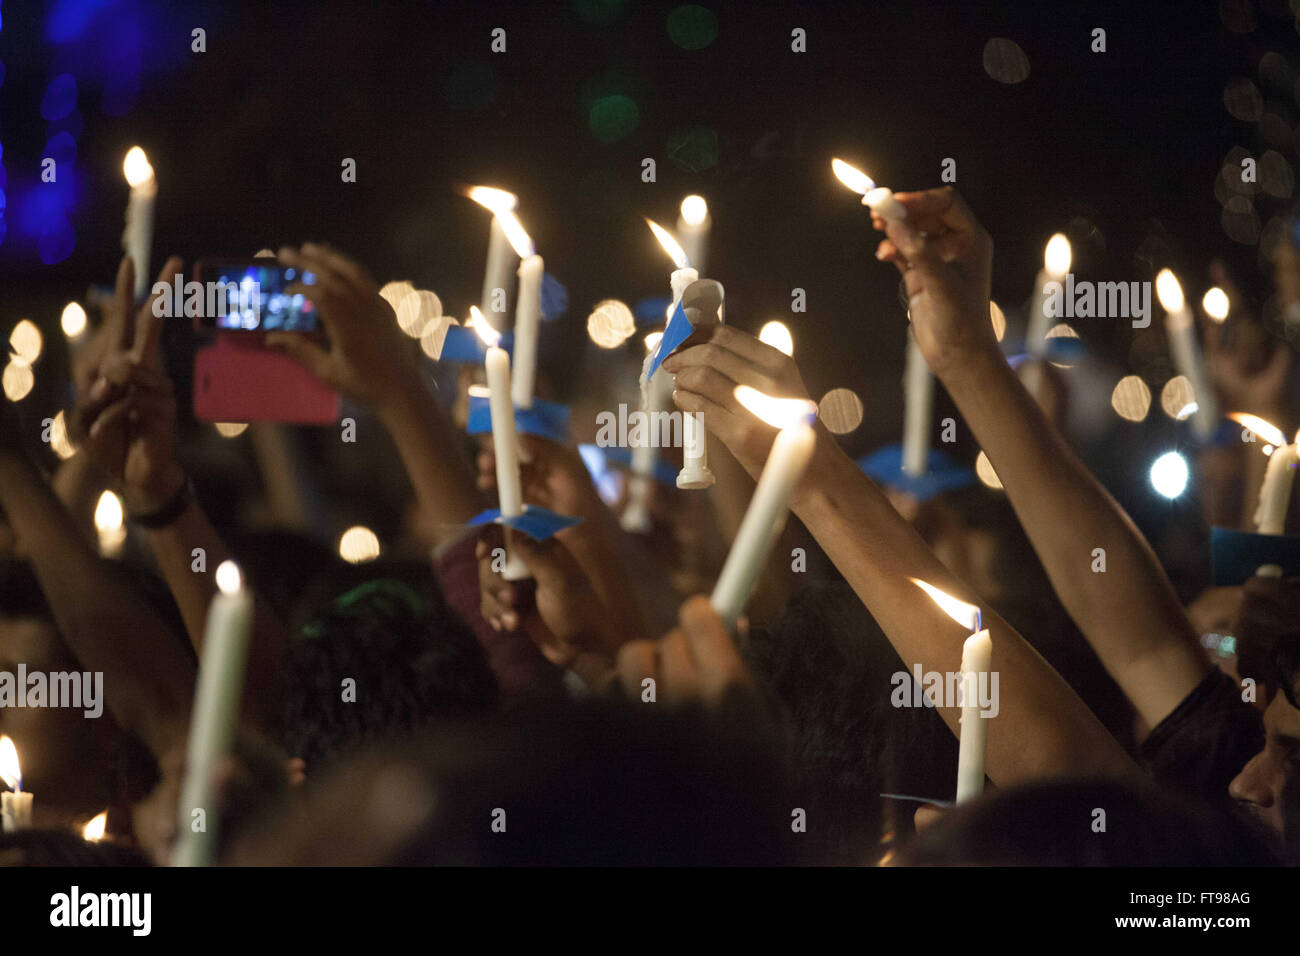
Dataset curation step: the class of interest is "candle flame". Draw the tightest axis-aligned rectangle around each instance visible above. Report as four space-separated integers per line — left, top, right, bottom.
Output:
644 331 663 353
464 185 518 216
1044 234 1071 277
911 579 982 633
733 385 818 429
215 560 243 596
122 146 155 188
645 219 689 269
680 195 708 226
93 490 123 534
1202 287 1230 322
1229 413 1288 448
61 302 88 339
0 735 20 790
1156 269 1185 313
758 320 794 356
468 305 501 347
83 811 108 842
831 158 876 195
497 210 535 259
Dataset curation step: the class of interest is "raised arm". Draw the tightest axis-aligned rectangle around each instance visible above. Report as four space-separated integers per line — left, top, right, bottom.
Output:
663 326 1136 786
266 244 481 545
873 188 1206 727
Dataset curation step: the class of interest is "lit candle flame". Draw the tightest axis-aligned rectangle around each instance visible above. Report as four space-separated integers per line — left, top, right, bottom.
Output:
680 195 708 226
911 578 982 633
733 385 818 429
758 320 794 356
1202 287 1230 322
497 210 535 258
1044 234 1071 277
0 735 20 791
1228 412 1288 449
468 305 501 347
464 185 519 216
215 560 243 596
831 158 877 195
94 490 123 535
61 302 88 339
83 811 108 842
122 146 155 188
1156 269 1185 314
646 219 690 270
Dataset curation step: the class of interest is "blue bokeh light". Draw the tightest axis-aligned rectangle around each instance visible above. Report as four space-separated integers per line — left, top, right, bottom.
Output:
41 73 78 120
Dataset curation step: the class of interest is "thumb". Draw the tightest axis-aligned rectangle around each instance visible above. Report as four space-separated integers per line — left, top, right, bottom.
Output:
510 533 581 589
265 332 332 381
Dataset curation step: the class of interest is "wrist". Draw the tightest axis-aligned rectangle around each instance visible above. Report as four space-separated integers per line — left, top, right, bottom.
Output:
373 370 430 425
126 464 187 518
933 336 1006 392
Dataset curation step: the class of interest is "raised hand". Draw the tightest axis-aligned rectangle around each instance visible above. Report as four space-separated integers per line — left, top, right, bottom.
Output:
872 187 997 381
265 243 421 414
661 324 816 483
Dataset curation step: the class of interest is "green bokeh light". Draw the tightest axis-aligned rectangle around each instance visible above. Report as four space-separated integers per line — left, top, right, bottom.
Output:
667 5 718 51
574 0 626 24
589 95 640 142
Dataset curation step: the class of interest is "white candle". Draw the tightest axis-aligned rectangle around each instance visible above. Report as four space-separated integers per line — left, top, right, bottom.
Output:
466 187 521 321
710 388 818 628
902 329 933 476
472 309 530 581
955 628 993 803
172 561 253 866
911 580 992 804
0 735 33 833
122 147 157 301
511 253 544 409
1157 269 1218 441
1021 235 1071 396
622 350 671 533
1256 439 1298 535
677 195 710 275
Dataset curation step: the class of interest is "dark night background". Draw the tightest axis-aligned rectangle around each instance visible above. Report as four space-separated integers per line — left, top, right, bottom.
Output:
2 0 1298 593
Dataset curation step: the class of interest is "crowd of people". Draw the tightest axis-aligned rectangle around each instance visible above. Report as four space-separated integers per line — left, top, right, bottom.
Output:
1 186 1297 867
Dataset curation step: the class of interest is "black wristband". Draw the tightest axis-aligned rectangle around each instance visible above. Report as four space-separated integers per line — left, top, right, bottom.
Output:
129 476 194 529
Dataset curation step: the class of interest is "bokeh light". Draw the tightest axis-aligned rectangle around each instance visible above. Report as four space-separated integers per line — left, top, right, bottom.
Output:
975 450 1003 490
818 388 864 435
1110 375 1152 422
339 526 381 564
61 301 87 338
758 320 794 356
1150 452 1190 499
1160 375 1197 420
215 422 249 438
587 299 636 349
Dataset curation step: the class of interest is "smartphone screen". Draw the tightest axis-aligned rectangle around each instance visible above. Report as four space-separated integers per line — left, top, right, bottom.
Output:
194 260 319 333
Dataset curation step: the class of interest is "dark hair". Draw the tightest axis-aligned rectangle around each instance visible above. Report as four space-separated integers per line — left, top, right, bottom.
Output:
281 577 498 768
746 579 958 863
235 700 798 866
0 829 152 867
896 775 1278 866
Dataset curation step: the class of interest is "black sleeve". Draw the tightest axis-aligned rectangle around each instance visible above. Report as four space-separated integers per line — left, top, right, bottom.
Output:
1140 670 1264 806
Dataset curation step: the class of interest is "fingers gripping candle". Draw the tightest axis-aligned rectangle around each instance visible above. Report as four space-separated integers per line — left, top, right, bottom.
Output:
471 308 530 581
912 580 992 804
709 388 818 628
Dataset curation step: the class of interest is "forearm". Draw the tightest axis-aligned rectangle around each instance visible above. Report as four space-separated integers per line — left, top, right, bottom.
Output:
144 495 287 730
940 345 1206 725
0 452 193 756
377 378 481 547
50 450 103 546
793 442 1136 784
